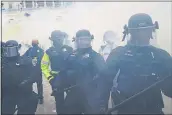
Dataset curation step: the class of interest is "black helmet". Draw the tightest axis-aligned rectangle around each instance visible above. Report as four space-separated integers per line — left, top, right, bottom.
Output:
73 29 94 42
122 13 159 41
5 40 19 47
73 29 94 49
49 30 66 48
49 30 66 41
128 13 153 29
76 29 93 38
3 40 21 57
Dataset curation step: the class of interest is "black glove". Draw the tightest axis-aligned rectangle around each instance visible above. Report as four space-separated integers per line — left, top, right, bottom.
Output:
49 76 63 96
51 87 64 96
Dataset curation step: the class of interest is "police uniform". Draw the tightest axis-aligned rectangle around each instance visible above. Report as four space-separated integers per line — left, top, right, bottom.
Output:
63 47 106 114
24 42 44 104
104 13 172 114
2 40 38 115
63 29 106 114
41 42 73 114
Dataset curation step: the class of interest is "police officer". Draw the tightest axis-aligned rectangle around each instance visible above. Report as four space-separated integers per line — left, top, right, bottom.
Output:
63 29 106 114
2 40 38 115
99 30 119 61
41 30 73 114
24 39 44 104
105 13 172 114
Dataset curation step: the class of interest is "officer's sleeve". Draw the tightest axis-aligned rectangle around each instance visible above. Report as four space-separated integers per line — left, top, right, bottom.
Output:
94 53 106 74
37 48 44 64
22 56 37 84
98 46 124 106
159 50 172 98
93 53 109 108
41 53 52 81
106 46 124 82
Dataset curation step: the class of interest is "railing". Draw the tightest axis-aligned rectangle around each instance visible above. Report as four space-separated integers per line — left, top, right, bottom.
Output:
1 1 74 12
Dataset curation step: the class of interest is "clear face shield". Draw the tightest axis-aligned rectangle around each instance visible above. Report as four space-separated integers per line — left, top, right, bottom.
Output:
3 46 20 57
50 37 64 48
64 39 72 47
74 36 92 49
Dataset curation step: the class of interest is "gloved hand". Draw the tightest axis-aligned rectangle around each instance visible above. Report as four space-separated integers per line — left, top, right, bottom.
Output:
51 87 64 96
49 76 63 95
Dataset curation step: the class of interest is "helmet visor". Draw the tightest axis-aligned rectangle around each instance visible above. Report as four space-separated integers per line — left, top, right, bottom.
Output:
3 46 19 57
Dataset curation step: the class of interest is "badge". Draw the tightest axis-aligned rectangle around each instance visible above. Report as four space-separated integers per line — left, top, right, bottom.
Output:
16 63 20 66
32 58 37 66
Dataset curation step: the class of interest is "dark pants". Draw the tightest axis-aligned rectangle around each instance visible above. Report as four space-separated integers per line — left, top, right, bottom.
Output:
36 80 43 99
64 89 84 114
36 72 43 100
2 91 38 115
64 86 101 114
54 92 65 114
117 104 164 114
50 74 69 114
111 92 164 115
2 94 17 114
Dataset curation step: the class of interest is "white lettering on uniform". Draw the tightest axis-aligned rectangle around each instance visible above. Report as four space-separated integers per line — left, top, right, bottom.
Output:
42 61 49 65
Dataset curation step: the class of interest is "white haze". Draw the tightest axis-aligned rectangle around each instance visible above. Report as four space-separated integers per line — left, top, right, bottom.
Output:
2 2 172 54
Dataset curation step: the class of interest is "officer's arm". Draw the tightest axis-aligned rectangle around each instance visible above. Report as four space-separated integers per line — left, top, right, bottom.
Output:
93 53 109 110
37 48 44 64
41 53 52 81
106 46 123 83
159 50 172 98
94 53 106 75
102 47 124 101
20 57 37 84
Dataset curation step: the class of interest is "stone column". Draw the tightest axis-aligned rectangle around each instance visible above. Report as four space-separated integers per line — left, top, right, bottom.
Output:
23 0 26 8
52 0 55 8
32 0 34 8
44 0 46 7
